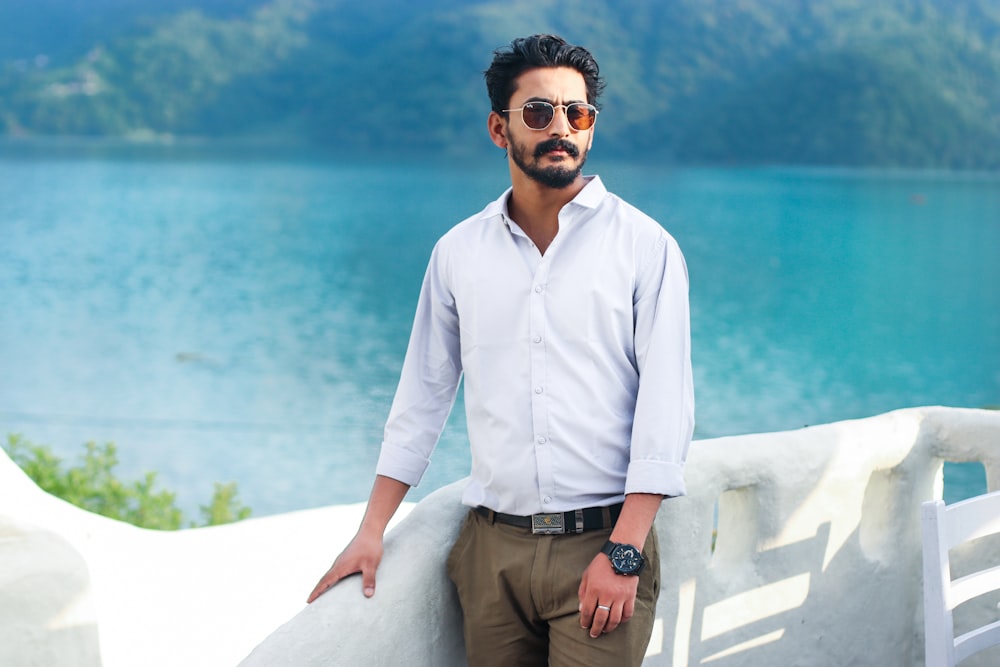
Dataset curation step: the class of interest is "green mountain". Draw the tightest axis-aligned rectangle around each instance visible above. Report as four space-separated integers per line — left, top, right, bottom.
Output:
1 0 998 168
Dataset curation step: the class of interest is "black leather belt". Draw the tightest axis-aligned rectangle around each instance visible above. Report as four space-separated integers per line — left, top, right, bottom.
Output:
475 503 623 535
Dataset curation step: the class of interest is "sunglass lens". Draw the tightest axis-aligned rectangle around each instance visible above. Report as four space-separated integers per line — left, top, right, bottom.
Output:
568 104 596 131
521 102 554 130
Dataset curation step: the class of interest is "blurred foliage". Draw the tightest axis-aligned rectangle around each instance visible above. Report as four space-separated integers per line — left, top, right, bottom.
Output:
0 0 998 168
0 0 267 64
3 434 251 530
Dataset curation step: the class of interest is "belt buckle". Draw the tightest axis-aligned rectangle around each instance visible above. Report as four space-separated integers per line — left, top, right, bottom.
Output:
531 512 565 535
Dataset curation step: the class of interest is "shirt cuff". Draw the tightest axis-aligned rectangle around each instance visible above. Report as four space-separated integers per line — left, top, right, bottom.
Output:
625 460 687 498
375 441 432 487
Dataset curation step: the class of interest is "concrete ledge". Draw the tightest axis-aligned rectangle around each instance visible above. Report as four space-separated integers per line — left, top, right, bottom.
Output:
3 407 999 666
241 483 467 666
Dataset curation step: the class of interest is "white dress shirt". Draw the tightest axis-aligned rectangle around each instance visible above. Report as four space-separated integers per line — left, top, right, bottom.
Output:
375 175 694 516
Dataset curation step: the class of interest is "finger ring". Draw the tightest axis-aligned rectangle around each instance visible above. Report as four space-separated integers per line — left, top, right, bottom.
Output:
597 604 611 611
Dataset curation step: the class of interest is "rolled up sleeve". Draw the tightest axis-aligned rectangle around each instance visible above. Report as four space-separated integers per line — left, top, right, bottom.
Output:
626 232 695 498
375 241 463 487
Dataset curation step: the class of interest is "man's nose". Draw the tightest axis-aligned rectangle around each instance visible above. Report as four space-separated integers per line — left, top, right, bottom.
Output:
548 106 573 136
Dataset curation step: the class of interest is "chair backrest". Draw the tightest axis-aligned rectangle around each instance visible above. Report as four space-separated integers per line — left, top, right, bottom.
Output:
922 490 1000 666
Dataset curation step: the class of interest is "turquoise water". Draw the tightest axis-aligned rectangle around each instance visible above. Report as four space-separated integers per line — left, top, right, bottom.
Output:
1 149 997 515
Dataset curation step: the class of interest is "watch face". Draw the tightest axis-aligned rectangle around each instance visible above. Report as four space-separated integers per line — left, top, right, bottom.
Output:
611 544 643 574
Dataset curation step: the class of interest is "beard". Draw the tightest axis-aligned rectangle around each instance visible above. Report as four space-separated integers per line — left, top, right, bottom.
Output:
509 136 588 189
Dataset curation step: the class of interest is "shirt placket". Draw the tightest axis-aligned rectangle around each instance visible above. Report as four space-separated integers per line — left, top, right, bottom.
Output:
530 248 556 510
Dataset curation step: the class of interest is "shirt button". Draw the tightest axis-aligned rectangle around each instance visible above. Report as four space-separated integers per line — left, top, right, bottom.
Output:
534 386 543 394
537 436 547 445
534 285 544 293
533 335 542 343
543 496 552 504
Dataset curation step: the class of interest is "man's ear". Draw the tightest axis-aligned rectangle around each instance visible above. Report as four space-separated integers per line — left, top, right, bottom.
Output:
487 111 508 149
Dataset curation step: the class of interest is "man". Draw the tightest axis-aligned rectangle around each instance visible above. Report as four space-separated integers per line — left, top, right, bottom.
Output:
308 34 694 666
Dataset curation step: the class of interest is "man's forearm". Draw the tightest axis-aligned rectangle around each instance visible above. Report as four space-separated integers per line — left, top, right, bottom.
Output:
358 474 411 536
609 492 663 548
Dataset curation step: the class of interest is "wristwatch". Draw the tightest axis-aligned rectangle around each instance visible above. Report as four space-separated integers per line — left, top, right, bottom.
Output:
601 540 646 576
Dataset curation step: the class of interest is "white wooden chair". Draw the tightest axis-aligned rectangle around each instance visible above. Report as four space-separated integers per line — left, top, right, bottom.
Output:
922 490 1000 666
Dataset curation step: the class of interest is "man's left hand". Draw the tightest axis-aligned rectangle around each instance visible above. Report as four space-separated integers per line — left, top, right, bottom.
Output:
577 552 640 638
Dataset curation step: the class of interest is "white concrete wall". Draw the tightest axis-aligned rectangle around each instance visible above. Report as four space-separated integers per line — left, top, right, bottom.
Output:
0 451 414 666
3 407 999 666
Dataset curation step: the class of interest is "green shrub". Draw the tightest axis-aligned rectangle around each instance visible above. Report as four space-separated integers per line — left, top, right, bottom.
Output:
3 434 251 530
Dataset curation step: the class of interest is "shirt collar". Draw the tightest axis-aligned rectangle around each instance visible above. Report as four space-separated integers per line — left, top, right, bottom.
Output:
569 175 606 210
489 175 607 229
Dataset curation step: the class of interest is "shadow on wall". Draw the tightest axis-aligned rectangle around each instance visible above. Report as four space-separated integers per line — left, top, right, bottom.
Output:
648 407 999 667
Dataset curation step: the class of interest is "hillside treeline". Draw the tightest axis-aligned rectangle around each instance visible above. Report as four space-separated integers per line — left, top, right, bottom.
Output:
1 0 998 168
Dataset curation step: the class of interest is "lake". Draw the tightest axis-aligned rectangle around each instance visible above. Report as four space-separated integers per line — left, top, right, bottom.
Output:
1 145 997 516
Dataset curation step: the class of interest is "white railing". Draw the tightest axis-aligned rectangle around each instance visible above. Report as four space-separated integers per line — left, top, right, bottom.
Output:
240 407 1000 667
2 406 998 666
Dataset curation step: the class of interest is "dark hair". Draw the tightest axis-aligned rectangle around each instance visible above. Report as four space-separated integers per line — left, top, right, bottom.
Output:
484 34 605 114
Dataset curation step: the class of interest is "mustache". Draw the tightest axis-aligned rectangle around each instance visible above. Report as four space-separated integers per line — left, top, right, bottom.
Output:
534 139 580 159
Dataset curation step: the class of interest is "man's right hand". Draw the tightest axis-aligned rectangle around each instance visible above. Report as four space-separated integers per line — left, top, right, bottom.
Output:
305 475 410 604
307 530 384 603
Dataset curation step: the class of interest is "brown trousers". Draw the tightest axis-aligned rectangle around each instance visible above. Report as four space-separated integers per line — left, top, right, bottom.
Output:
446 508 660 667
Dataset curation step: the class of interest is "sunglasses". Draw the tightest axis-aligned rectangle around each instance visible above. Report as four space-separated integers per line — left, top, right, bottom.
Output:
502 101 599 131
